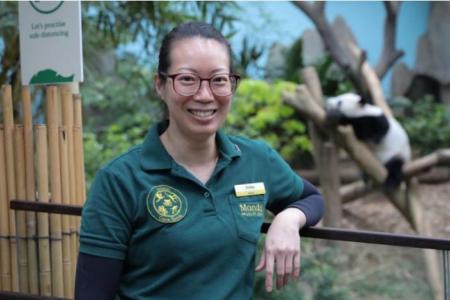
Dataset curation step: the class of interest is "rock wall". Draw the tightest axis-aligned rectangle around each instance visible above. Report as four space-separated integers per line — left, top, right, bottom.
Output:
392 2 450 104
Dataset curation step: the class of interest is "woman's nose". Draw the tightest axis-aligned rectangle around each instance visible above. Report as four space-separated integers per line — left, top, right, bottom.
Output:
194 80 214 100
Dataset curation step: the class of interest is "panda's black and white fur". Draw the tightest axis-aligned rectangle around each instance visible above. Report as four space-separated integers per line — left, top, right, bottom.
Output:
326 92 411 190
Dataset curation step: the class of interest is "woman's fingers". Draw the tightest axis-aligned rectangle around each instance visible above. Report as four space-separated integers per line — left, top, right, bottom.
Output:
275 252 285 289
256 242 302 292
284 251 294 285
293 249 301 278
265 251 275 292
255 248 266 272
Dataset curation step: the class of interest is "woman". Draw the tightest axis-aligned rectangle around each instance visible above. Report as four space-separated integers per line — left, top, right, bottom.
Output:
75 22 324 299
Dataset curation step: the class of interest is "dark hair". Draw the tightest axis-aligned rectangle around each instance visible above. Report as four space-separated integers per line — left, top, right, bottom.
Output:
157 21 233 80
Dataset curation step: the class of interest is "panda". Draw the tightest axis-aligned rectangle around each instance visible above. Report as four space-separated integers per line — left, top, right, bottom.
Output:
325 92 411 190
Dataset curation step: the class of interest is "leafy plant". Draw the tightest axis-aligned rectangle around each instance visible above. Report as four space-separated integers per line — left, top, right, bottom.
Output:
84 111 154 188
396 95 450 155
226 79 312 165
283 38 304 83
315 55 353 97
281 37 353 97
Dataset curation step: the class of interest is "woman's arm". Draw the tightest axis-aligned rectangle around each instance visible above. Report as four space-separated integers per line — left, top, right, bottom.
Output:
287 178 324 227
256 178 324 292
75 253 124 300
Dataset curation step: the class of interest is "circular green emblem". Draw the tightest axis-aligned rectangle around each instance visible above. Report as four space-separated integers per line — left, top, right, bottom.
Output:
146 185 188 223
30 1 64 14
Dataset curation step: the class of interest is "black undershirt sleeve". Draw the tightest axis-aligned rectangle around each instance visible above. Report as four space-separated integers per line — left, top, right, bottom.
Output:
287 179 324 227
75 252 124 300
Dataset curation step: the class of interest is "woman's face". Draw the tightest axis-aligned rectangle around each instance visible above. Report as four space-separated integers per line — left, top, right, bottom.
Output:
156 37 232 140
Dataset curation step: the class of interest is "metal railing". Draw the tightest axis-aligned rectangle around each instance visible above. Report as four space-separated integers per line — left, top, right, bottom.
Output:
1 200 449 300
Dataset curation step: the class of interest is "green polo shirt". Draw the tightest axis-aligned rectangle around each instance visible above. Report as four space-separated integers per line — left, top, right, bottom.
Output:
80 122 304 300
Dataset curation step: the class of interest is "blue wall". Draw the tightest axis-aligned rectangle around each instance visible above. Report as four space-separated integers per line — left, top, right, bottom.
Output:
235 1 430 96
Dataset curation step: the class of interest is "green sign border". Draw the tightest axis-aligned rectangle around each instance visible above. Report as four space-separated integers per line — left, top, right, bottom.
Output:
29 1 64 14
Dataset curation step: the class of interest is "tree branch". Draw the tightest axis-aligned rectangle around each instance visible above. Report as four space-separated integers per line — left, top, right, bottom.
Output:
293 1 394 117
375 1 405 79
292 1 354 71
341 149 450 203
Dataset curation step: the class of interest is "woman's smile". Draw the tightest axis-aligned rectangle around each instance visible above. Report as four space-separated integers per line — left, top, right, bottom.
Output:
187 108 217 118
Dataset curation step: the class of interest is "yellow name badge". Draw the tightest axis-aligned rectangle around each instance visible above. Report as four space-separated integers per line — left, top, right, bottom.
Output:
234 182 266 197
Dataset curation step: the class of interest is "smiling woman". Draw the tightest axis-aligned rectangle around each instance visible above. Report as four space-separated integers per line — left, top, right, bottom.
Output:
75 21 324 300
156 36 234 144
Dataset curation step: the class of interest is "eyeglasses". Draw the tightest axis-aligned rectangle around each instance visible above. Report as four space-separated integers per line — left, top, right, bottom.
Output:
159 72 240 97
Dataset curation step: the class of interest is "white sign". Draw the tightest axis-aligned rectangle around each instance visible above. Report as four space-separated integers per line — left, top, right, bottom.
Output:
19 1 83 85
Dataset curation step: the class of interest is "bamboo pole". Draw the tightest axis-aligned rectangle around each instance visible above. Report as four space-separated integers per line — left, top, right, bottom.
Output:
35 125 52 296
2 85 19 291
0 127 3 293
46 86 64 297
73 93 85 257
61 86 77 285
72 125 83 259
22 86 39 294
0 127 12 291
59 127 73 298
73 94 86 204
14 125 29 292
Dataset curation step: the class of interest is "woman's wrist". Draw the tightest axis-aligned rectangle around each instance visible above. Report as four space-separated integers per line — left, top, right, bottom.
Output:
277 207 307 229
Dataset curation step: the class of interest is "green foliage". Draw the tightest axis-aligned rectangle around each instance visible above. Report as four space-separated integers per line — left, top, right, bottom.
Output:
84 111 154 188
283 38 303 83
281 37 353 97
315 56 353 97
396 95 450 155
81 53 161 131
226 79 312 163
234 36 265 77
84 2 241 64
0 1 19 85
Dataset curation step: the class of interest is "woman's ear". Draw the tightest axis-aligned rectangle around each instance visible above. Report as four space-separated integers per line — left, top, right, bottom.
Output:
154 73 165 99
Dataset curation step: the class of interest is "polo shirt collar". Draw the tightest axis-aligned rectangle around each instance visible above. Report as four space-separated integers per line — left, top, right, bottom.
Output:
140 121 173 170
216 129 242 160
140 121 241 171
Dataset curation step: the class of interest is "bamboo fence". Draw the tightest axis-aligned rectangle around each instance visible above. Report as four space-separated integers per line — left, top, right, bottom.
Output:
22 87 39 295
0 84 86 298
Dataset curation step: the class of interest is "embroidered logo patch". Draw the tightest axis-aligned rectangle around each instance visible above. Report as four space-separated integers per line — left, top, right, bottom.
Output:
146 185 188 223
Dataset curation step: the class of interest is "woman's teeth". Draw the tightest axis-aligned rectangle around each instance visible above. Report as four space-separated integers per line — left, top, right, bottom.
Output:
189 109 216 117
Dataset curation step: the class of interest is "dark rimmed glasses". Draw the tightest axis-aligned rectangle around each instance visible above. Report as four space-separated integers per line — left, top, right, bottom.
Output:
159 72 240 97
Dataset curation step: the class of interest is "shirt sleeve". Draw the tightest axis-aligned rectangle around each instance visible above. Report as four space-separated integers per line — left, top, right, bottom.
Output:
287 179 324 227
79 168 135 260
75 253 123 300
264 144 324 226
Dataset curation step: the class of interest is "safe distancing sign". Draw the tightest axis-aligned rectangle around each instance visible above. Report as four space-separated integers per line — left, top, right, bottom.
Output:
19 1 83 85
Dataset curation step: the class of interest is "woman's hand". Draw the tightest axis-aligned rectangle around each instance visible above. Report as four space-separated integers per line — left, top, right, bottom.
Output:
255 208 306 292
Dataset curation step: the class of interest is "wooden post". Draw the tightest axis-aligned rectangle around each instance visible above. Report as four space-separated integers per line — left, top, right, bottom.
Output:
59 127 73 298
21 86 39 294
321 142 342 226
0 127 12 291
35 125 52 296
46 86 64 297
61 85 77 286
2 85 19 291
301 67 342 226
14 125 29 292
407 180 444 300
